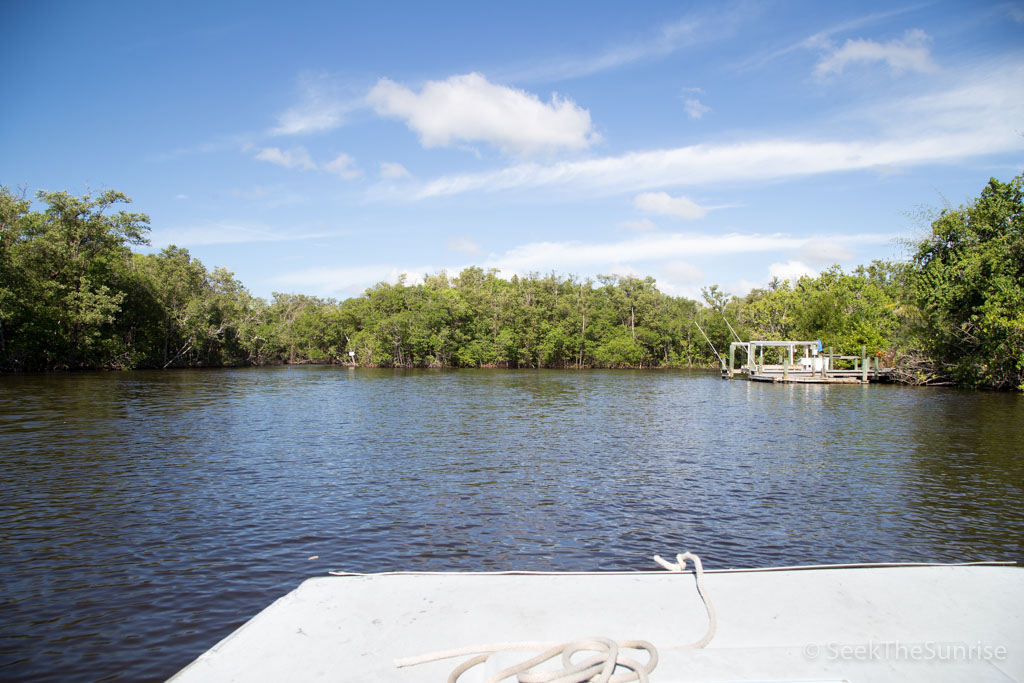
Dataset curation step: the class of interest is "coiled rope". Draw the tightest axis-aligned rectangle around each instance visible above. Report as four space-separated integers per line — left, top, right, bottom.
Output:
393 551 715 683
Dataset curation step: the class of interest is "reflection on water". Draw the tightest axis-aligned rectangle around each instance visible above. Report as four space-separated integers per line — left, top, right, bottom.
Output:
1 367 1022 681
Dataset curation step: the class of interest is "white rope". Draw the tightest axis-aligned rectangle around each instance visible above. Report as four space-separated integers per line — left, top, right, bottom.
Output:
394 551 715 682
651 552 717 650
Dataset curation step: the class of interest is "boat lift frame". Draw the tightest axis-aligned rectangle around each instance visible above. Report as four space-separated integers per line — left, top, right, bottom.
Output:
723 340 889 384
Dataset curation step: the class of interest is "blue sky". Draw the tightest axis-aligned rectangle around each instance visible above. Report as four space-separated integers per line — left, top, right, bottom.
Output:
3 1 1023 301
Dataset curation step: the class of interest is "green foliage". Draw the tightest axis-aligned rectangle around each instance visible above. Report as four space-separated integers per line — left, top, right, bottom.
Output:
794 263 902 354
2 175 1021 390
910 173 1024 389
740 279 797 340
129 249 258 367
736 262 904 360
1 187 150 369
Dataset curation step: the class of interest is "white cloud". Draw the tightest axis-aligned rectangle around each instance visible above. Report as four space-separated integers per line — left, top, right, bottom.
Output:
269 230 893 298
415 136 966 199
149 222 329 247
814 29 937 79
447 236 483 257
603 263 644 279
251 146 361 180
501 7 752 83
272 74 358 135
479 231 894 274
254 146 317 170
662 260 704 284
411 61 1024 199
655 259 706 298
226 184 308 208
379 161 411 179
867 64 1022 138
769 260 818 282
738 6 932 73
152 133 252 162
634 192 709 220
620 218 659 232
366 72 598 155
323 153 362 180
800 239 854 265
274 101 349 136
174 194 188 200
507 18 701 82
273 265 434 297
684 97 710 119
410 140 807 197
731 279 766 297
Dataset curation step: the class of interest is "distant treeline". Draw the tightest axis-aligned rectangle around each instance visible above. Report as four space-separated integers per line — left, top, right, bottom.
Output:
1 173 1021 389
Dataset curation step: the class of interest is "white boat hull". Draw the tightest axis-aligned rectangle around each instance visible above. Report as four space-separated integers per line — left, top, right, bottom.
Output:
171 564 1023 682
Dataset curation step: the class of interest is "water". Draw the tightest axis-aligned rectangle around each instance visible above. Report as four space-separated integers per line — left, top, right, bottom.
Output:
1 367 1022 681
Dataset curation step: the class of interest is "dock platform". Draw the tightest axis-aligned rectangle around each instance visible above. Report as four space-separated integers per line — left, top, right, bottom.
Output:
723 340 895 384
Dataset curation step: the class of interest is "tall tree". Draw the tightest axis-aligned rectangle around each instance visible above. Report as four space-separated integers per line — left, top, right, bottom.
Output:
910 173 1024 389
0 188 32 366
132 246 209 367
2 189 149 369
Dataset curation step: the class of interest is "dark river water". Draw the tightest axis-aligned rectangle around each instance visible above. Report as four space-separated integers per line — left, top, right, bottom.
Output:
1 367 1022 681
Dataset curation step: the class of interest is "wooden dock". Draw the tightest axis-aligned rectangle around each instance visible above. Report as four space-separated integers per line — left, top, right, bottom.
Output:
723 340 894 384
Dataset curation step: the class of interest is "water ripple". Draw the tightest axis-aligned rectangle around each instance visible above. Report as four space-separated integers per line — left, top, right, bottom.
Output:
0 368 1022 680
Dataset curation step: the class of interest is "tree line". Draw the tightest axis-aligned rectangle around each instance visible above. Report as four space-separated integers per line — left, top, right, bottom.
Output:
1 173 1021 389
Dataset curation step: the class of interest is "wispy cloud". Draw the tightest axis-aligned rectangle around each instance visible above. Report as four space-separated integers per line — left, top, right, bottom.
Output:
856 61 1022 138
225 184 309 208
251 145 362 181
408 62 1023 199
738 4 931 72
634 192 710 220
447 236 483 257
814 29 937 79
149 222 330 247
151 133 253 162
502 5 753 83
477 231 894 274
272 264 436 297
366 73 598 156
511 20 698 82
1005 3 1024 23
684 97 711 119
271 73 361 135
411 136 989 199
620 218 659 232
323 153 362 180
661 260 704 284
379 161 411 179
270 230 895 297
254 145 317 170
769 260 818 282
800 239 854 265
